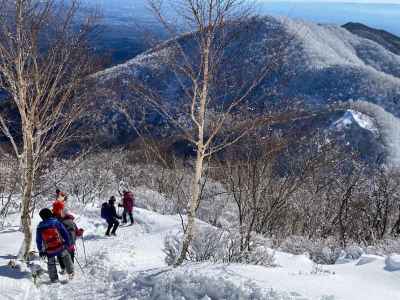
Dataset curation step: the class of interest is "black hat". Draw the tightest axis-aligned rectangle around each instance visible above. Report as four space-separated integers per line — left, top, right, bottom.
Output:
39 208 53 220
109 196 116 204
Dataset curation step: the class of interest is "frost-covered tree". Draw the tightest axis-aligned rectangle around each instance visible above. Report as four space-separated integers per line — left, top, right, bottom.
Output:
0 0 98 259
141 0 291 266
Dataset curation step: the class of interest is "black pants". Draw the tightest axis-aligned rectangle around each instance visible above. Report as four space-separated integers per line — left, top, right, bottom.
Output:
106 218 119 235
122 209 133 224
58 250 75 270
50 250 73 281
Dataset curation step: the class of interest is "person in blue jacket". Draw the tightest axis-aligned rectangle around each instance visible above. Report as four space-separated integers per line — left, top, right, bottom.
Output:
36 208 74 282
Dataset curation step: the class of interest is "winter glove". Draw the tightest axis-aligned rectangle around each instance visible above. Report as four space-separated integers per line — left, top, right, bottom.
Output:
39 251 46 258
67 245 75 252
76 228 84 237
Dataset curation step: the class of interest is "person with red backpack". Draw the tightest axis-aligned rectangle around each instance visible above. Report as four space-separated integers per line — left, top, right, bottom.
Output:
119 191 135 225
53 204 84 274
36 208 74 283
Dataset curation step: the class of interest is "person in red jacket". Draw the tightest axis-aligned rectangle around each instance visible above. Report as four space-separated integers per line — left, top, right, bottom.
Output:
53 204 84 273
53 191 66 215
120 191 134 225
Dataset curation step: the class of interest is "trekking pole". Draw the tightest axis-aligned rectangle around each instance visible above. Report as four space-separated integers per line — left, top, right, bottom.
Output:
81 236 88 266
75 256 85 275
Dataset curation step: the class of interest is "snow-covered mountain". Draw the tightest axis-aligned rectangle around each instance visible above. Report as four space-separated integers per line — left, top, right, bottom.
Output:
92 16 400 164
96 16 400 111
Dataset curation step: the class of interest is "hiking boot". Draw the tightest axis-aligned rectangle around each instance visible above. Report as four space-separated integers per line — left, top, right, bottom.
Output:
59 269 66 275
111 232 117 236
68 273 74 280
129 223 134 226
51 279 59 283
105 232 110 236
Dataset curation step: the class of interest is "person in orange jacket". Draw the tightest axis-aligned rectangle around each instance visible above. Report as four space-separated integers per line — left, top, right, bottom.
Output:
52 192 84 273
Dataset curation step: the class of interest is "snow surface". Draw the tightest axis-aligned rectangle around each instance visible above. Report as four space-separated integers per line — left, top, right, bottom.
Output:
351 101 400 168
1 200 400 299
333 109 379 136
385 255 400 272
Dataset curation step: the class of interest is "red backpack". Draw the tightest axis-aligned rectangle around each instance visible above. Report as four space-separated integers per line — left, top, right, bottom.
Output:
41 227 63 254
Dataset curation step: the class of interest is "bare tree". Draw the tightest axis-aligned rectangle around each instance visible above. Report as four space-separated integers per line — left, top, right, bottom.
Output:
0 0 98 259
135 0 293 266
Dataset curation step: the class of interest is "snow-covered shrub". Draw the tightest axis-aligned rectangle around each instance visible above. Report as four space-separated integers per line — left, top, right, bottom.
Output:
164 226 276 267
335 245 365 264
365 239 400 256
356 254 382 266
385 254 400 271
164 227 225 265
345 245 364 260
196 181 234 228
134 186 177 215
128 164 234 227
278 236 342 265
279 236 370 265
134 267 285 300
0 155 20 226
220 232 276 267
39 154 120 210
163 233 182 266
243 246 276 267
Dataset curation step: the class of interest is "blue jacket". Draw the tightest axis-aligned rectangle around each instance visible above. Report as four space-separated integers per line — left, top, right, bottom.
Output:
36 217 71 257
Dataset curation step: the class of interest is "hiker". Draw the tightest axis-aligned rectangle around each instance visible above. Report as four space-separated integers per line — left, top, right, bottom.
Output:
119 191 134 225
53 204 84 273
53 191 65 211
102 196 121 236
53 191 71 216
36 208 74 283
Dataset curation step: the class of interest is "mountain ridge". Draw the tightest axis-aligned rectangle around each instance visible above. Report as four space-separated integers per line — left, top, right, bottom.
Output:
343 22 400 56
95 16 400 114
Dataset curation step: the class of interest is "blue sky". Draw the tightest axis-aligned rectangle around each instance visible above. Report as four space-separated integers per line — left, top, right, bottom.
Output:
93 0 400 35
264 0 400 2
257 1 400 34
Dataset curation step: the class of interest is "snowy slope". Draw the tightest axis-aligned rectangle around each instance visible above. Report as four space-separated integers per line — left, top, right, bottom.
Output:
332 109 379 135
94 16 400 114
1 202 400 300
89 16 400 165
